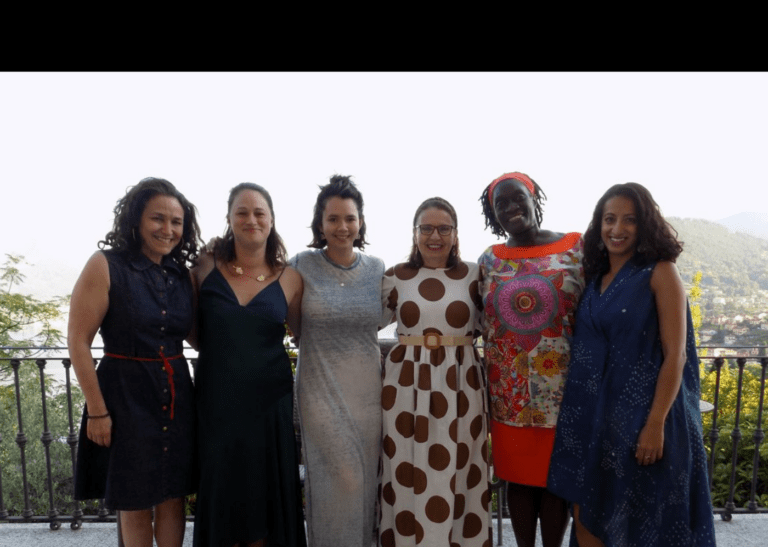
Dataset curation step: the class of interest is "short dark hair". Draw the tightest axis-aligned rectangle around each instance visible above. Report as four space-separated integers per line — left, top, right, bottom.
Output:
406 197 460 269
99 177 202 270
479 173 547 239
308 174 368 249
583 182 683 281
214 182 287 270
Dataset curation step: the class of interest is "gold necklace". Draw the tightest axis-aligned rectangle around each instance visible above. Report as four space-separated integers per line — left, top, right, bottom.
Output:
230 263 268 282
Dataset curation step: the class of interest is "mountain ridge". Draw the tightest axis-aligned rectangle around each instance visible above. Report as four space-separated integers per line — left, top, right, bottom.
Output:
669 216 768 297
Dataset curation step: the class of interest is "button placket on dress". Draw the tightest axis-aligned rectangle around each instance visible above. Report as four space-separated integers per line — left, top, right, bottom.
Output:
157 266 172 498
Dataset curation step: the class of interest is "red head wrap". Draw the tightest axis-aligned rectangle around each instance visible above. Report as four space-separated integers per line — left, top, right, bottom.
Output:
487 172 536 207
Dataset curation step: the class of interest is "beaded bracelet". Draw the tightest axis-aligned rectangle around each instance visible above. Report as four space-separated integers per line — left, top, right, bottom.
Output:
87 413 110 419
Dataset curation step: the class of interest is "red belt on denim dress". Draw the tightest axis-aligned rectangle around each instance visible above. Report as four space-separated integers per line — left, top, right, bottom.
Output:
104 349 183 419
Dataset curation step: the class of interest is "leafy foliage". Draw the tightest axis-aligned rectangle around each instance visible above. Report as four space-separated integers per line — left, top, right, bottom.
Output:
0 362 91 516
700 360 768 509
0 255 93 515
0 255 69 376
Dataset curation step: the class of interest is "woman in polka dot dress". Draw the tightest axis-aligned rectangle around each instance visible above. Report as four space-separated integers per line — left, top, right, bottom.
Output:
478 172 585 547
379 197 490 547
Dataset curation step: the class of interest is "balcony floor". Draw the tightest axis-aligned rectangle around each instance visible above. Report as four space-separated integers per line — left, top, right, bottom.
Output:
1 514 767 547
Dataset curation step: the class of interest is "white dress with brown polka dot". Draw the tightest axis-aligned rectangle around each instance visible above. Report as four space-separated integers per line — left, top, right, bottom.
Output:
379 261 491 547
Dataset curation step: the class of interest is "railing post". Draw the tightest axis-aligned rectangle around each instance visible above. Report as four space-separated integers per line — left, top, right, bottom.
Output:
748 357 767 511
725 358 747 519
62 358 84 529
707 357 724 492
36 359 60 529
11 359 34 518
0 428 7 520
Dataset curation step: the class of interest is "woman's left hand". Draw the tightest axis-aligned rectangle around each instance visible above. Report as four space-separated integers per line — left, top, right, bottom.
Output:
635 420 664 465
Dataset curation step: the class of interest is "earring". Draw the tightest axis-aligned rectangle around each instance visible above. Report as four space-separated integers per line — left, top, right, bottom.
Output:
132 227 138 242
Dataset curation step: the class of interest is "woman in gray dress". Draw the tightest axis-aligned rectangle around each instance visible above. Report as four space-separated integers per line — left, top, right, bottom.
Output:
289 175 385 547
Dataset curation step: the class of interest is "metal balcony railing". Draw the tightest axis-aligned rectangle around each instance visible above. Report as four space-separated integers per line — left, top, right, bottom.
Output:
1 345 766 541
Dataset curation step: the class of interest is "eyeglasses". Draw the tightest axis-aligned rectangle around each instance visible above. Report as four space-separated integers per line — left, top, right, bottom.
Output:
415 224 455 236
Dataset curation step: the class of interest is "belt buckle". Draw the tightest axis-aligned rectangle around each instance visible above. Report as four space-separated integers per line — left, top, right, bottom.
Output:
424 333 441 350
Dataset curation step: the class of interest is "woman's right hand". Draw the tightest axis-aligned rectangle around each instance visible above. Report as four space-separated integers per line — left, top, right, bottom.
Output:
205 237 221 254
87 415 113 447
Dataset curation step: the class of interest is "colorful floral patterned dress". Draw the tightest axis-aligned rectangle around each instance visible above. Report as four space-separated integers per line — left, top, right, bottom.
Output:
479 233 584 486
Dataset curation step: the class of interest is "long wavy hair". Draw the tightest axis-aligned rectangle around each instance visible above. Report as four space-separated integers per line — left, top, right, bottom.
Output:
98 177 202 270
479 172 547 239
308 174 368 250
213 182 287 270
583 182 683 281
406 197 461 269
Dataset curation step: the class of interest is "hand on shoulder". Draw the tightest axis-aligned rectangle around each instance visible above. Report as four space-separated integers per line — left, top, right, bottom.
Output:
191 252 216 288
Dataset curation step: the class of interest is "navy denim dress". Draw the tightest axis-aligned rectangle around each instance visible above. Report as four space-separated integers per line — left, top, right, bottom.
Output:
74 249 196 510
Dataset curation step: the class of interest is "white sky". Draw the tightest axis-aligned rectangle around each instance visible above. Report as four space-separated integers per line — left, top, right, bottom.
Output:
2 72 767 303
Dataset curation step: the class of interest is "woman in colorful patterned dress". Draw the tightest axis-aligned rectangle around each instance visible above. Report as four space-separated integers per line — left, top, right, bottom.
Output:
478 172 584 547
379 197 490 547
547 183 716 547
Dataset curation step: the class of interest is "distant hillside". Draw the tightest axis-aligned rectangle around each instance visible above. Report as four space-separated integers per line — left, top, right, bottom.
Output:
668 217 768 297
716 212 768 241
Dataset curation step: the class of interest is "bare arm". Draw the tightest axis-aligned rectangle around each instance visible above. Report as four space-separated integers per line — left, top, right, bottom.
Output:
186 254 215 351
635 261 687 466
67 252 112 447
283 266 303 340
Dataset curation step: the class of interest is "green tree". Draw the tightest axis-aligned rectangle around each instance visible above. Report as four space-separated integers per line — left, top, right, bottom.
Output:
1 254 68 368
0 254 88 516
689 270 703 349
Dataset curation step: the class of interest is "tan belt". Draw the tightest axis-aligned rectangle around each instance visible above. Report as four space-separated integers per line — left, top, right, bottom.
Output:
398 334 473 351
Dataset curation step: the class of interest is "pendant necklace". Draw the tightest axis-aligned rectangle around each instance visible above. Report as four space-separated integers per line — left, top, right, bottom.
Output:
231 263 267 282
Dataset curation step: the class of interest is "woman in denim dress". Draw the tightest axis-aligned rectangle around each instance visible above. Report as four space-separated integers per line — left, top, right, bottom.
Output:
70 177 202 547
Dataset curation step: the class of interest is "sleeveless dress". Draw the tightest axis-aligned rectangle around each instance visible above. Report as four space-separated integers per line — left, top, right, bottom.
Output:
288 249 384 547
478 233 584 487
193 267 306 547
547 260 716 547
74 250 196 510
378 261 491 547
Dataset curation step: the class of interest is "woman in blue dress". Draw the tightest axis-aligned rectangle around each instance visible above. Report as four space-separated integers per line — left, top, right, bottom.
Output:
191 182 305 547
547 183 716 546
70 177 201 547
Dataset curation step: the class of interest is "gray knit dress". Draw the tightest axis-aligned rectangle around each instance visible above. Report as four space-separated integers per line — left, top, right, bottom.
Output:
289 249 385 547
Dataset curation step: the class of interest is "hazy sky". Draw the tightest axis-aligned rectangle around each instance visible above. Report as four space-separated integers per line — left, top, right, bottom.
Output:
2 72 766 302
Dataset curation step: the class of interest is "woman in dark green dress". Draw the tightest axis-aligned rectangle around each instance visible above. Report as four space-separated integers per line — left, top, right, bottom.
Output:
191 183 305 547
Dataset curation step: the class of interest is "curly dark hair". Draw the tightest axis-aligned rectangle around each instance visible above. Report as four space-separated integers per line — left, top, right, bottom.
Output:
479 172 547 239
98 177 201 269
213 182 287 270
308 174 368 250
406 197 461 269
583 182 683 281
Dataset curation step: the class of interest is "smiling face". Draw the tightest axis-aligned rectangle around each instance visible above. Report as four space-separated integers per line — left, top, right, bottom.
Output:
491 178 537 238
415 207 457 269
601 195 638 264
228 189 273 248
138 194 184 264
321 196 361 256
